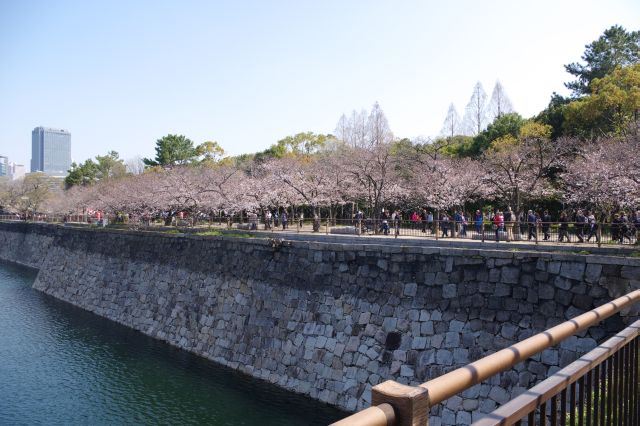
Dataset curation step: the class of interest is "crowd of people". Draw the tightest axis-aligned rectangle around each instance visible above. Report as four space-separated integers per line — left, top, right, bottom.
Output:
351 207 640 244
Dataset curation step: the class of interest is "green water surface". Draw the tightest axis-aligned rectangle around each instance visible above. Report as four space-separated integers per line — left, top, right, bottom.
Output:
0 261 344 425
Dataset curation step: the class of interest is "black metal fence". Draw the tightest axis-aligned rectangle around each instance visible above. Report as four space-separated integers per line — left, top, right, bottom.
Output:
257 218 639 246
2 214 638 246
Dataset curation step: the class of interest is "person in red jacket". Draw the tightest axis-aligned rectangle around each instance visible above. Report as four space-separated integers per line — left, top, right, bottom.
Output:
493 210 504 242
410 211 419 231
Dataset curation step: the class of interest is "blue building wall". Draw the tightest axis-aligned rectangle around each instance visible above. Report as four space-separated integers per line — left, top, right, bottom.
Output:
30 127 71 175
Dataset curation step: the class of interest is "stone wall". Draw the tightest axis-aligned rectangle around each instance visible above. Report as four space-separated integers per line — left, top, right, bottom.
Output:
0 222 639 425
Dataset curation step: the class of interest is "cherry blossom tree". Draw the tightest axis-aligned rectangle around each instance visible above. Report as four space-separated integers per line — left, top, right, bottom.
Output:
90 173 159 221
264 157 334 231
241 160 298 225
44 184 93 218
405 143 487 211
0 173 53 218
195 164 243 218
481 123 574 213
316 148 358 222
561 137 639 214
35 114 640 228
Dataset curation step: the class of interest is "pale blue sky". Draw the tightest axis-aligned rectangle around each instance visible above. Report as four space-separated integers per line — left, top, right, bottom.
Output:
1 1 638 167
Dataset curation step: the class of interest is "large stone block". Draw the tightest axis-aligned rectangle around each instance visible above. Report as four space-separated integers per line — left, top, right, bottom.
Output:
584 263 602 283
501 267 520 284
403 282 418 297
442 283 457 299
547 261 561 275
444 332 460 348
620 266 639 280
559 262 586 280
494 283 511 297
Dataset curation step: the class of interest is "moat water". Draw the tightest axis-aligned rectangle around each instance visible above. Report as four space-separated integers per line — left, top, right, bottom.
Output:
0 261 344 425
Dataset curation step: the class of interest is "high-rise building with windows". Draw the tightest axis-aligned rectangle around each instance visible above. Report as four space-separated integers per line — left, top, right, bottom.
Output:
8 162 26 180
31 126 72 175
0 155 7 177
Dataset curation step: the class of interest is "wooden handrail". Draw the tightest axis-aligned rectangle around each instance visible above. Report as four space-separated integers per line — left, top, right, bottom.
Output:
331 289 640 425
472 319 640 425
330 403 395 426
420 289 640 405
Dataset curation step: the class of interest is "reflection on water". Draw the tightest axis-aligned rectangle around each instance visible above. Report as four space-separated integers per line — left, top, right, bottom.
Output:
0 261 344 425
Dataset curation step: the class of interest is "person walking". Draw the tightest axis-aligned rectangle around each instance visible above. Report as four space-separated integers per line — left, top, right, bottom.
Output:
527 210 537 240
585 211 597 242
558 212 569 242
355 210 364 234
380 209 390 235
518 211 527 237
410 211 419 231
440 212 449 237
265 210 272 230
281 211 288 230
503 206 514 242
453 210 463 237
474 210 483 235
493 210 504 242
620 212 632 243
611 213 621 243
421 209 428 233
460 212 468 237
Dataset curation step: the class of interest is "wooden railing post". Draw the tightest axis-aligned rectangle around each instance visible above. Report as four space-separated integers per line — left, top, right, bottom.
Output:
372 380 430 426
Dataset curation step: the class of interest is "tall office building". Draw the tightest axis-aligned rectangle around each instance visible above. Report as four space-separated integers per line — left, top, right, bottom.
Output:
8 162 26 180
0 155 7 177
31 126 72 175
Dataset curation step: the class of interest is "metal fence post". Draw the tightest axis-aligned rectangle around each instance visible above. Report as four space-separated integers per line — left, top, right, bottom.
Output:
597 224 602 248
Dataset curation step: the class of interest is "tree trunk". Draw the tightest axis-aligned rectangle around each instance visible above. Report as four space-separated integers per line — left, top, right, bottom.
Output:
312 206 321 232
